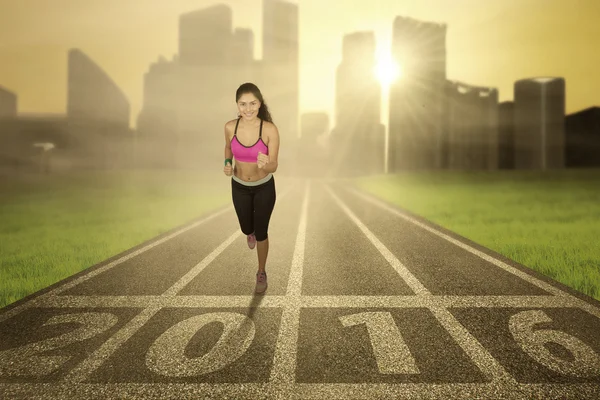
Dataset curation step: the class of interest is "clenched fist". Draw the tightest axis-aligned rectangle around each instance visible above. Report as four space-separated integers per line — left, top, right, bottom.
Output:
224 160 233 176
257 151 269 169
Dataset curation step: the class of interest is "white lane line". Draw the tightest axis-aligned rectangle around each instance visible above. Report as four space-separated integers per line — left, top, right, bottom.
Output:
347 187 600 320
0 184 296 324
62 228 242 383
64 306 162 383
327 184 515 384
164 187 293 297
1 382 599 399
0 203 234 323
292 382 600 399
300 295 578 309
63 187 294 383
163 230 242 296
40 294 578 310
323 184 430 296
429 306 515 383
41 295 288 308
269 180 310 386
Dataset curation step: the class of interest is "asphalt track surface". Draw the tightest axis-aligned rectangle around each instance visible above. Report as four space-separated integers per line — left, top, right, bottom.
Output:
1 178 599 399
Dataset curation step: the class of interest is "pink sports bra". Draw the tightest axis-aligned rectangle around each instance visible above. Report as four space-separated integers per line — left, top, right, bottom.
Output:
231 117 269 163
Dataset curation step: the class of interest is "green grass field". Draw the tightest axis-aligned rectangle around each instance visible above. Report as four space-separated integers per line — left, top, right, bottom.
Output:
0 170 231 308
1 169 599 309
354 169 600 301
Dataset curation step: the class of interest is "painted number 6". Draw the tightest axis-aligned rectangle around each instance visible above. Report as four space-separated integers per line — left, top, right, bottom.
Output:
509 310 600 377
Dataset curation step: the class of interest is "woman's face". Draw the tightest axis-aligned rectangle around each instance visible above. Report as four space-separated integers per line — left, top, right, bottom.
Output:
237 92 261 121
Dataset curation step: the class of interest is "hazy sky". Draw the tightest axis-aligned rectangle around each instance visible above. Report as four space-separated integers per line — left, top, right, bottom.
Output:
1 0 599 128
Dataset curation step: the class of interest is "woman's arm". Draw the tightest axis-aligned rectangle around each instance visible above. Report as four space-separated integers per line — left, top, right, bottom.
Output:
263 123 280 173
224 122 233 162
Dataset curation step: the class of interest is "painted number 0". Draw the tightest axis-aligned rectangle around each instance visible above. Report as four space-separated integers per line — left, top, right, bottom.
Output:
339 311 419 374
146 312 255 377
0 312 118 376
509 310 600 377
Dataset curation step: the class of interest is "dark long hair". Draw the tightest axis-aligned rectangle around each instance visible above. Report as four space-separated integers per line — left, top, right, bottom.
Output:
236 82 273 123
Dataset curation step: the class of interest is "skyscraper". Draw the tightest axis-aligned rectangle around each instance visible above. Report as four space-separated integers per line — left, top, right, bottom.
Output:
138 4 264 169
231 28 258 90
389 16 447 171
67 49 132 168
298 112 330 177
67 49 130 127
231 28 255 66
176 5 239 168
332 31 383 176
137 56 179 167
262 0 298 64
261 0 299 140
565 106 600 167
444 81 498 170
336 31 379 127
178 5 233 66
514 77 565 170
498 101 515 169
0 86 17 118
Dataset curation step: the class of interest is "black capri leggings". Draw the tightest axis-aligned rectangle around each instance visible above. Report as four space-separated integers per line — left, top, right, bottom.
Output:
231 174 276 242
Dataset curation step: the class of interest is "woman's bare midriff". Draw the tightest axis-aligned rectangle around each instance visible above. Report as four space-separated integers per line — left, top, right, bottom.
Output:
234 160 269 182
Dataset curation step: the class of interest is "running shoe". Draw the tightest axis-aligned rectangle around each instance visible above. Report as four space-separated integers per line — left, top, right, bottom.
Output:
247 233 256 249
255 271 267 294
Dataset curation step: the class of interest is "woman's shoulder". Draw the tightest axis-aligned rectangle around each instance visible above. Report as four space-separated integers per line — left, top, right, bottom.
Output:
261 120 278 132
224 118 240 135
225 118 239 129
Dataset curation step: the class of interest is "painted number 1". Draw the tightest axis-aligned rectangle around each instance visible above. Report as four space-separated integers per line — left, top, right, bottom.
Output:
339 311 419 374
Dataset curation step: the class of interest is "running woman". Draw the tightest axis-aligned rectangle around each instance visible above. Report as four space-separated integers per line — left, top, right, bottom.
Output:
223 82 280 294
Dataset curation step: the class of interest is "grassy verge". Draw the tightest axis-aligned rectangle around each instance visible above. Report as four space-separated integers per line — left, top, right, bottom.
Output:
354 169 600 301
0 169 231 308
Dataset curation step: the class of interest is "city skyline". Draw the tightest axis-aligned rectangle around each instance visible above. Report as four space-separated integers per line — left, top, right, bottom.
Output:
1 0 599 128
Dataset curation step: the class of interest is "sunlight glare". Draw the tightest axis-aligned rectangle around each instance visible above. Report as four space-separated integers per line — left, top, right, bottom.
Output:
375 55 401 86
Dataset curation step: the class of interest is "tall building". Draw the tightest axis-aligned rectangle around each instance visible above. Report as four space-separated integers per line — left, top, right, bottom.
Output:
298 112 330 177
262 0 298 64
232 28 254 66
389 16 447 171
67 49 132 169
332 31 383 176
498 101 515 169
444 81 499 170
176 5 240 168
138 56 179 134
336 32 379 126
231 28 259 91
514 77 565 170
178 5 233 66
137 56 180 167
261 0 299 140
138 4 264 169
0 86 17 118
565 106 600 167
67 48 130 127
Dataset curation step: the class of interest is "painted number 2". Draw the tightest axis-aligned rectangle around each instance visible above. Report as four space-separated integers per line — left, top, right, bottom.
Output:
339 311 419 374
0 311 255 378
510 310 600 377
0 312 118 376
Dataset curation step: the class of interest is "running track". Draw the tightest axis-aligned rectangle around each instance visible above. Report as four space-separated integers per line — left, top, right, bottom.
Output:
1 178 599 399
